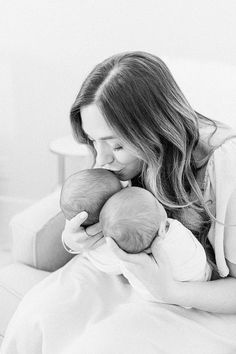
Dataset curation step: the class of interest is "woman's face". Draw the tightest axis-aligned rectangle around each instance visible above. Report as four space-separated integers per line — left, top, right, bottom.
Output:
80 104 142 181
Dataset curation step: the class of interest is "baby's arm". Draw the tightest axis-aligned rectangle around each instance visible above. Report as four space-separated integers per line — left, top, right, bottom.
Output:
152 219 212 282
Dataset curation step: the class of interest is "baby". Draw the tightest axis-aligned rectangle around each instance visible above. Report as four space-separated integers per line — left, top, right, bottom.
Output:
97 186 212 303
99 187 212 281
60 170 211 302
100 186 167 253
60 168 122 226
61 168 163 254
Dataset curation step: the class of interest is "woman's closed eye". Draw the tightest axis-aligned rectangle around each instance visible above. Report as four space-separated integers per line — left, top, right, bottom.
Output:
89 138 123 151
113 145 123 151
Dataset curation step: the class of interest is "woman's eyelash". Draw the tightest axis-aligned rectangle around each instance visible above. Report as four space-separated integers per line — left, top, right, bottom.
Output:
87 137 122 151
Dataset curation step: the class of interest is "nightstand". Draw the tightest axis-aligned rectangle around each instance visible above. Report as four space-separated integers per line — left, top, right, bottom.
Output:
49 135 91 185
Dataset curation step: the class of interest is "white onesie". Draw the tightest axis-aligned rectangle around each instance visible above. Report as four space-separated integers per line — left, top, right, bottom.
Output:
84 218 212 302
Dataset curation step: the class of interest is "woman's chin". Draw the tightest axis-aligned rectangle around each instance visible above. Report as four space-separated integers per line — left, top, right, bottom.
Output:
114 171 135 181
113 172 127 180
112 166 141 181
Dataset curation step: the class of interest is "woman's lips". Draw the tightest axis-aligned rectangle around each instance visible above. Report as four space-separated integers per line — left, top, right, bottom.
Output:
108 169 124 177
113 170 126 179
108 168 123 173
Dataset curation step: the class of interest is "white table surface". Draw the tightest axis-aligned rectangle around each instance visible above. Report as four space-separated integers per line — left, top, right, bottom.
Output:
49 135 92 184
49 135 91 157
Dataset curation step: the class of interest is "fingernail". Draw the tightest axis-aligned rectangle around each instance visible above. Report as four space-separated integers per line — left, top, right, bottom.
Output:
80 211 88 218
105 237 112 246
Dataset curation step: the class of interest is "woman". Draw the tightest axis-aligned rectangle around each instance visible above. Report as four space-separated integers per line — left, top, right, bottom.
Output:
2 52 236 353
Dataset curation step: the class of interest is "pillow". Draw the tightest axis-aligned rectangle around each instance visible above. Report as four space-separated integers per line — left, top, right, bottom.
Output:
11 189 74 272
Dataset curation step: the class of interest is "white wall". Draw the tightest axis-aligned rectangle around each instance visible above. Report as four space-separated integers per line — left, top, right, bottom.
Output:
0 0 236 217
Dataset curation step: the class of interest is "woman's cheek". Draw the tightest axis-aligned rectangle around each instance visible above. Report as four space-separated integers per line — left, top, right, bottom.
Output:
115 150 140 165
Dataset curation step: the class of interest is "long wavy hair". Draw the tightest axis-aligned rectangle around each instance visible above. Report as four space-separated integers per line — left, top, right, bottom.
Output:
70 51 218 268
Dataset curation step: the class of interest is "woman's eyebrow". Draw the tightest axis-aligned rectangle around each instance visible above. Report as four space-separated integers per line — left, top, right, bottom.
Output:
100 135 117 141
87 135 117 141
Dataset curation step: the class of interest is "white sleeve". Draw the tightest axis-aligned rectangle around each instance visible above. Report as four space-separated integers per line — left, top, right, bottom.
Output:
224 188 236 264
205 138 236 276
155 219 211 281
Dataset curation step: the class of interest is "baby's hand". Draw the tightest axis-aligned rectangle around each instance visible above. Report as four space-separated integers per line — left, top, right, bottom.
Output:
62 211 103 254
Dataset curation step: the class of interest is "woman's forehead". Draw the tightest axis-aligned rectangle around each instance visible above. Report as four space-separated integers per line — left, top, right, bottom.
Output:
81 104 116 139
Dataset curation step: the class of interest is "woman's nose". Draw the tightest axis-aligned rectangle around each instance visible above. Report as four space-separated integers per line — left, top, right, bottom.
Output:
95 142 114 167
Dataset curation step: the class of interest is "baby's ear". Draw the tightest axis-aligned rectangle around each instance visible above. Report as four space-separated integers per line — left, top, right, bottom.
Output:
158 220 167 238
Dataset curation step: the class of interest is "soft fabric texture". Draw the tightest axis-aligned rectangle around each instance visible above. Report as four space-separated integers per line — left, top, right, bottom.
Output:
203 138 236 276
0 263 49 341
2 136 236 353
84 218 211 302
2 256 236 354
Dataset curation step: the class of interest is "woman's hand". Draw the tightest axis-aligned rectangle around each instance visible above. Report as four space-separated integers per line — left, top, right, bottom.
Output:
62 211 104 254
105 237 181 303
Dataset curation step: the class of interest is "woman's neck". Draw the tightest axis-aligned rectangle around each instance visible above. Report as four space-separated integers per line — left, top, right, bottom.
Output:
131 173 144 188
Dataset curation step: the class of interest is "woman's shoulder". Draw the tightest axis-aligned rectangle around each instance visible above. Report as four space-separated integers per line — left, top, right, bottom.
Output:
199 119 236 152
204 130 236 188
201 121 236 277
194 119 236 171
193 119 236 191
202 121 236 206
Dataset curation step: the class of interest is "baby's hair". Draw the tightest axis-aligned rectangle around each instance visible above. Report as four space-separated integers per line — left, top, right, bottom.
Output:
100 187 167 253
60 169 122 226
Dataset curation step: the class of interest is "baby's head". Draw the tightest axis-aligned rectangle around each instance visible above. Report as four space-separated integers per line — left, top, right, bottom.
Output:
60 168 122 226
100 187 167 253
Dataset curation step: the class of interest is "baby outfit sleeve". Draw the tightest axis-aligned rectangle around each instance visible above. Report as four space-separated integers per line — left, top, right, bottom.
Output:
154 219 212 282
204 138 236 277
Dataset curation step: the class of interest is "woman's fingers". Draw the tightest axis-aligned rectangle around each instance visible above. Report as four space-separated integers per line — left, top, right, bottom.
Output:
86 222 103 236
62 228 102 253
89 236 106 250
151 239 173 273
65 211 88 232
62 212 105 254
105 237 130 261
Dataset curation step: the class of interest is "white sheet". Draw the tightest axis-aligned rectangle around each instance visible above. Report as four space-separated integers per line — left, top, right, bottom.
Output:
2 255 236 354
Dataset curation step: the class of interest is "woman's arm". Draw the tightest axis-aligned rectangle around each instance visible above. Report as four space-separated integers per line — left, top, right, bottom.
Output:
173 275 236 313
170 188 236 313
105 186 236 314
106 236 236 313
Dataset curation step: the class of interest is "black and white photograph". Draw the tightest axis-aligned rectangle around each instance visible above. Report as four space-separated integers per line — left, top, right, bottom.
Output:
0 1 236 353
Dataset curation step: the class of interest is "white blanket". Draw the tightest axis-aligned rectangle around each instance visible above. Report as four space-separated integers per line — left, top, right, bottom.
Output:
84 219 211 302
2 136 236 354
2 255 236 354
